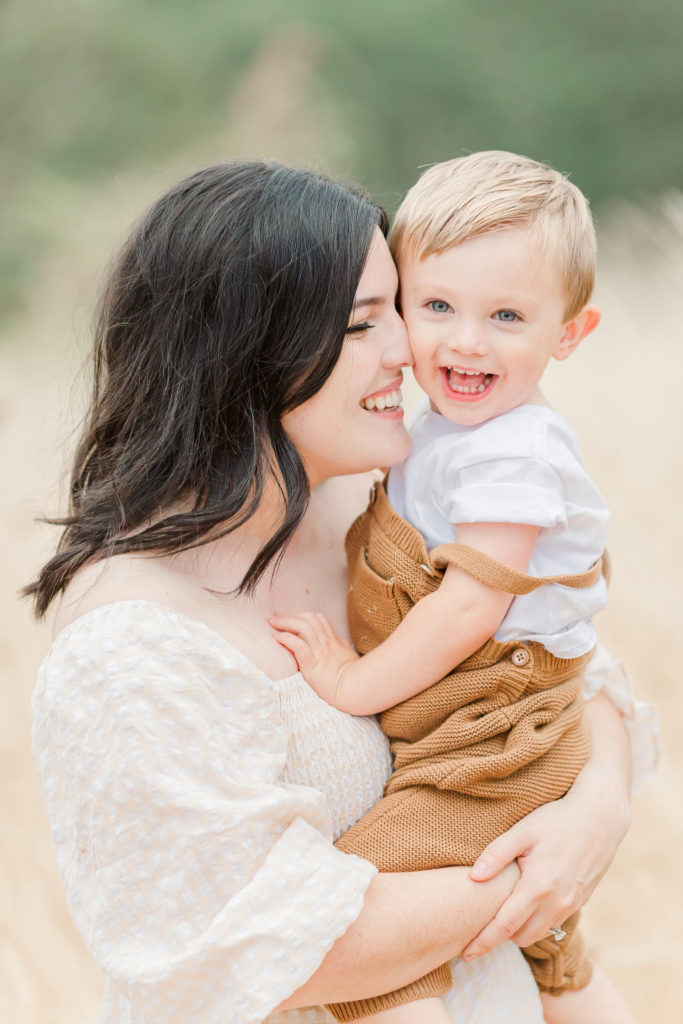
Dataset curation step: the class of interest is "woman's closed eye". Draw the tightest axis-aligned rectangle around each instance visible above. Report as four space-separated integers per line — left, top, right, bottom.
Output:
346 321 373 336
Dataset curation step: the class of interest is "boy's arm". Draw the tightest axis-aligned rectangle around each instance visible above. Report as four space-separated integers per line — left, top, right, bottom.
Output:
270 521 539 716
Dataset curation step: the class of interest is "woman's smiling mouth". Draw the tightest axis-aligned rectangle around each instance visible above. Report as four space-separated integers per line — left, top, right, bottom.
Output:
360 382 404 413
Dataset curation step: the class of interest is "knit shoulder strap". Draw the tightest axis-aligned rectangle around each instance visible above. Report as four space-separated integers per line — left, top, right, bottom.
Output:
429 543 610 596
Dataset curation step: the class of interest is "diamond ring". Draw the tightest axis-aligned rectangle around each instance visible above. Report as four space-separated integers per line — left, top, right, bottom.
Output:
549 926 567 942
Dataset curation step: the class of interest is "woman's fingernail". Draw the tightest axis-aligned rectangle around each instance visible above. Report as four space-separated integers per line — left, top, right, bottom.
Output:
470 858 489 880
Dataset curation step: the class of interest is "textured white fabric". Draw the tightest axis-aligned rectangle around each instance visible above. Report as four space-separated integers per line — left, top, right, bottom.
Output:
33 601 549 1023
582 643 661 796
388 401 610 658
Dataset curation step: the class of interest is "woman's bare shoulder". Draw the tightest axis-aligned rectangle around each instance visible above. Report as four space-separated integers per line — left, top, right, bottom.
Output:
52 554 192 639
51 552 297 679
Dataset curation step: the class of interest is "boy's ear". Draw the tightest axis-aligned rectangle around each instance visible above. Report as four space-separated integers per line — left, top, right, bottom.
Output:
553 305 601 362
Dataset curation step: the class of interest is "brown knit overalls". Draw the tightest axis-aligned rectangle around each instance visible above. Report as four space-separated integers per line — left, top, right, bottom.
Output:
328 480 608 1022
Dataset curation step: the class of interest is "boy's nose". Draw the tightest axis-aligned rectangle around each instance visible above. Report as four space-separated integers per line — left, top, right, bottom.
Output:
446 322 488 357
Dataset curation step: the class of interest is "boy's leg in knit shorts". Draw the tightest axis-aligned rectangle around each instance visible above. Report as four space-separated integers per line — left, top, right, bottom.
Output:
350 998 452 1024
327 785 590 1021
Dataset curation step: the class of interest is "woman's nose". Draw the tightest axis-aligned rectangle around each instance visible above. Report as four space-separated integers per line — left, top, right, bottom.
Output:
382 308 413 368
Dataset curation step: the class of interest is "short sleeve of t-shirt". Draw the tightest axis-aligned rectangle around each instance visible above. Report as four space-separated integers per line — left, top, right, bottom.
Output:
423 410 569 530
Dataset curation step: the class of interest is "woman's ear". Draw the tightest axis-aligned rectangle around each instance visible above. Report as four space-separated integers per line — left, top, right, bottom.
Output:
553 305 601 362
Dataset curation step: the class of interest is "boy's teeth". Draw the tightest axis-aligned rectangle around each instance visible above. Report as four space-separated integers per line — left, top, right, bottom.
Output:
446 368 493 394
361 388 402 411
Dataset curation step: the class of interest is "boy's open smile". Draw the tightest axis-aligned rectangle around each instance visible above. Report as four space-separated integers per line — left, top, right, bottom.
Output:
442 366 497 400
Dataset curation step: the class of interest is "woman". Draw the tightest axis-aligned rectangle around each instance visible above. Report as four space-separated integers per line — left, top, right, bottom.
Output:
28 162 654 1023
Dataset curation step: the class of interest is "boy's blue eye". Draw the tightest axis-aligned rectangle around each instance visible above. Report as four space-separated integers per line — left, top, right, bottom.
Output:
494 310 518 322
428 300 451 314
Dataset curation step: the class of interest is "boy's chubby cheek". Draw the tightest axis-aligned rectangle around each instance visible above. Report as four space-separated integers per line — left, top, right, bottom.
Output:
401 318 438 368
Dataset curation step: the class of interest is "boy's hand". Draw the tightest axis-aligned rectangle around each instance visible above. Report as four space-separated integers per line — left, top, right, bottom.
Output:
269 612 360 705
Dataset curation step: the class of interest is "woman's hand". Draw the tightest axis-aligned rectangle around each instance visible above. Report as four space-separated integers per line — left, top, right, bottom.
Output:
461 692 632 960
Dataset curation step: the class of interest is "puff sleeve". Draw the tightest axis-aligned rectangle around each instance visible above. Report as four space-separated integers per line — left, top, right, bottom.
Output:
32 603 376 1023
582 643 660 795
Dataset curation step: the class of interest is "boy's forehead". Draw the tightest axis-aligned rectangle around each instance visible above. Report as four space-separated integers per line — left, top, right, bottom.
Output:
397 235 571 311
399 229 564 287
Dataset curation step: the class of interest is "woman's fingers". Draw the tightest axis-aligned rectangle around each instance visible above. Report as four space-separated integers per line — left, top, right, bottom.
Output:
508 904 570 949
461 883 541 960
463 826 536 959
469 823 528 881
465 804 591 956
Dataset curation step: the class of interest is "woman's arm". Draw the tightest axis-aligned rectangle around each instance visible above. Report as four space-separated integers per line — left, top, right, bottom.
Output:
460 691 631 960
276 861 520 1010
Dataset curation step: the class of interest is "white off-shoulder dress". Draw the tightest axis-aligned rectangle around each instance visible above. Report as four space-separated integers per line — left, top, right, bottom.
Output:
32 601 659 1024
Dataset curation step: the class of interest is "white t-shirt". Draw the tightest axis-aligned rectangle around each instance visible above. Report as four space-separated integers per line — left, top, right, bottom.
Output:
387 402 609 659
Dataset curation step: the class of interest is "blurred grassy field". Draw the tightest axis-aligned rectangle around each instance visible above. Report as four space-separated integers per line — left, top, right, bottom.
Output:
1 17 682 1024
4 0 683 321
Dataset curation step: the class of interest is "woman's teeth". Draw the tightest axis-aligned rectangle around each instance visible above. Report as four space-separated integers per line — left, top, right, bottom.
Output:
360 389 402 411
446 368 494 394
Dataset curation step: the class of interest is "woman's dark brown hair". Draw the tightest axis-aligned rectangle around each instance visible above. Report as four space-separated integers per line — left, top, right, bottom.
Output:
25 161 388 616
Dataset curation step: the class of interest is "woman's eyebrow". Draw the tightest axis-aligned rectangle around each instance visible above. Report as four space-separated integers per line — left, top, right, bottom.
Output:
351 295 383 312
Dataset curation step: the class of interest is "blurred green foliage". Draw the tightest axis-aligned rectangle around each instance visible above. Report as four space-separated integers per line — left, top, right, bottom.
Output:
2 0 682 320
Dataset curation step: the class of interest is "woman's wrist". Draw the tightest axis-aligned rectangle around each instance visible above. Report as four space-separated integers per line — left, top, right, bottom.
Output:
564 753 631 836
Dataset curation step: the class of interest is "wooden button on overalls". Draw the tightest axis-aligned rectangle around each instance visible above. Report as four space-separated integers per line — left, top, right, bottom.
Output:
511 647 531 666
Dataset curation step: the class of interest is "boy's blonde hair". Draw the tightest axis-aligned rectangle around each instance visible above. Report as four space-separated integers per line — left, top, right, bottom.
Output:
390 151 596 319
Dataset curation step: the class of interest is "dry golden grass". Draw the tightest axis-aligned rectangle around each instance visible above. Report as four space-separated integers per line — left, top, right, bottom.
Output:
1 52 681 1012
